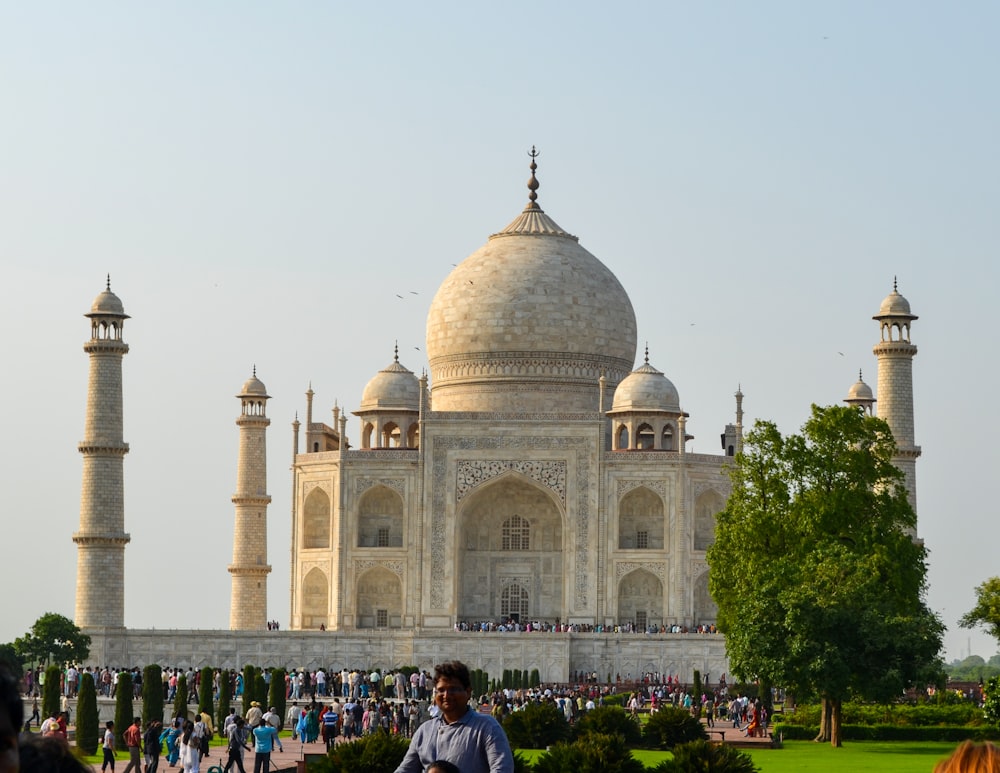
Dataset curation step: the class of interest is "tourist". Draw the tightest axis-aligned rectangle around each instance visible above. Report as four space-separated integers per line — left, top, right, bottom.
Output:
393 660 513 773
143 719 163 773
223 716 250 773
122 717 143 773
101 720 116 772
251 719 282 773
177 721 201 773
427 762 460 773
18 734 90 773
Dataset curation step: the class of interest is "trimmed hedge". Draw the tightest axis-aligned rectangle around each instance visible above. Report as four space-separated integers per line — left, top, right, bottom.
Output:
76 672 99 755
773 723 1000 742
780 702 984 727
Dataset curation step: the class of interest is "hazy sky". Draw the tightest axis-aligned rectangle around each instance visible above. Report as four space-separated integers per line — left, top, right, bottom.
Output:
2 2 996 662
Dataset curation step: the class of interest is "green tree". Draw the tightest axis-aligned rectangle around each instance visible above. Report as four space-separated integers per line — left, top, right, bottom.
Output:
42 665 61 721
0 644 22 676
985 676 1000 727
13 613 91 666
707 405 944 748
242 665 257 716
76 672 100 755
269 668 286 727
174 674 189 720
961 578 1000 644
142 665 164 728
114 672 134 747
217 670 232 733
198 667 214 719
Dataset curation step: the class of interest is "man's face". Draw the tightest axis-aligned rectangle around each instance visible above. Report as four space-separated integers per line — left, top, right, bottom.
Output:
434 677 469 719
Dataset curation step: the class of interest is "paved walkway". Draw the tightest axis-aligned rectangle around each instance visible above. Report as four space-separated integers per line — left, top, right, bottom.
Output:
84 737 331 773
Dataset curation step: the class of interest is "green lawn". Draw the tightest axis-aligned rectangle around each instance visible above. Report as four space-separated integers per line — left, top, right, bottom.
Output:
520 741 962 772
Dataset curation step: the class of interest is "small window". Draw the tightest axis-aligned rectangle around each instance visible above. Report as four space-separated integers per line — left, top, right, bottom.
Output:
377 527 390 547
636 530 649 549
502 515 530 551
376 609 388 628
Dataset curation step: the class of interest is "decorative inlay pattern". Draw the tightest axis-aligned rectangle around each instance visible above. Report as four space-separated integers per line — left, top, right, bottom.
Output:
355 478 406 495
616 479 666 499
615 561 666 582
355 560 404 577
456 460 567 504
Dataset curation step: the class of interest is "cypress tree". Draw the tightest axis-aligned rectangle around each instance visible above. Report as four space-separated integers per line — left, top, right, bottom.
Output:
198 667 214 719
114 672 134 747
41 665 61 721
174 674 189 720
254 672 267 708
76 672 99 755
242 666 257 716
530 669 540 688
217 670 232 733
269 668 286 728
142 665 164 728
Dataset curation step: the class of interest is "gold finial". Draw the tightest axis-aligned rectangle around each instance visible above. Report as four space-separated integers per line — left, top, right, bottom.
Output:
106 274 111 291
252 364 256 378
394 340 399 362
526 146 540 210
644 342 649 364
893 275 898 292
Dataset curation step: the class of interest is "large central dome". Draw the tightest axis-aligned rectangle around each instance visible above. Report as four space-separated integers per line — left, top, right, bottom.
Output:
426 154 637 413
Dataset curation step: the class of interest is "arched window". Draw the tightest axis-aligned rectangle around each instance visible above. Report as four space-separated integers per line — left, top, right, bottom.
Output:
617 425 629 450
637 423 655 450
500 583 529 622
502 515 530 551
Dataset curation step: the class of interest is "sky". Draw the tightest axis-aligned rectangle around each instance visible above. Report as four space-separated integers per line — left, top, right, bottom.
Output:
1 2 997 663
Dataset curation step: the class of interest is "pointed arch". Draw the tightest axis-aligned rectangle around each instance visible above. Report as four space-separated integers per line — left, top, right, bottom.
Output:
301 567 329 630
693 570 718 625
358 485 404 548
694 489 725 551
456 473 563 623
636 423 655 450
303 488 331 549
500 582 529 622
617 568 664 629
618 486 665 549
356 566 402 628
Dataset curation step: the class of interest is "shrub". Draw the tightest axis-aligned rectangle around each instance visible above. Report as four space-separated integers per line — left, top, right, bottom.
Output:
503 701 570 749
76 672 99 755
573 705 642 746
142 665 163 728
602 694 627 708
217 670 231 732
173 674 188 720
650 740 759 773
310 728 410 772
114 672 134 747
772 723 1000 742
269 668 286 727
198 667 214 719
780 702 984 727
533 732 645 773
530 669 541 688
42 666 61 721
641 705 707 750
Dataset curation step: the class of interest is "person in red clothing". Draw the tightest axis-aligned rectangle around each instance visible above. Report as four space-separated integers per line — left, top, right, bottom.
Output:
122 716 143 773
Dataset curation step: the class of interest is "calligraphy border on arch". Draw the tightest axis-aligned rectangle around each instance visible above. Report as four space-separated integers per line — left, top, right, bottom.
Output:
355 559 404 578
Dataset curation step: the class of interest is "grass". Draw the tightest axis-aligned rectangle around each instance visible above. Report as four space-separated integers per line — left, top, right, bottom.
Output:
519 741 962 771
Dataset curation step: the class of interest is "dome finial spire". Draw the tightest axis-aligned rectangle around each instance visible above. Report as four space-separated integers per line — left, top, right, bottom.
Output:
644 342 649 364
106 274 111 291
893 275 898 292
858 368 863 380
394 340 399 362
526 146 540 210
252 364 257 378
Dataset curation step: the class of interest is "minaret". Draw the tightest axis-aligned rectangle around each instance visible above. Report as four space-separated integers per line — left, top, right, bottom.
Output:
872 280 921 530
74 278 131 629
229 368 272 630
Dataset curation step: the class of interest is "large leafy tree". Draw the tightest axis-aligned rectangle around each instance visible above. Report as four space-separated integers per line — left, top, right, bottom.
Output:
960 577 1000 643
13 613 91 665
707 405 943 748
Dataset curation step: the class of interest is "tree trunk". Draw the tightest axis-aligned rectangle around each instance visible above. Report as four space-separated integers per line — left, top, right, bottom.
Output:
814 696 830 742
830 697 843 748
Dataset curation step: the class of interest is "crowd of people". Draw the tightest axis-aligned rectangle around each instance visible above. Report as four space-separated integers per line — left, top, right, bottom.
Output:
453 619 719 634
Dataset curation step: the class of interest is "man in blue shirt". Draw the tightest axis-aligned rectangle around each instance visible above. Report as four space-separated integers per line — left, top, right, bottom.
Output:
252 721 283 773
394 661 513 773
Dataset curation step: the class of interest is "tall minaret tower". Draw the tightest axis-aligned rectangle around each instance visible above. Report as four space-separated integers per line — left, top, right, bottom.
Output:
872 280 921 530
228 369 272 630
74 278 131 629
